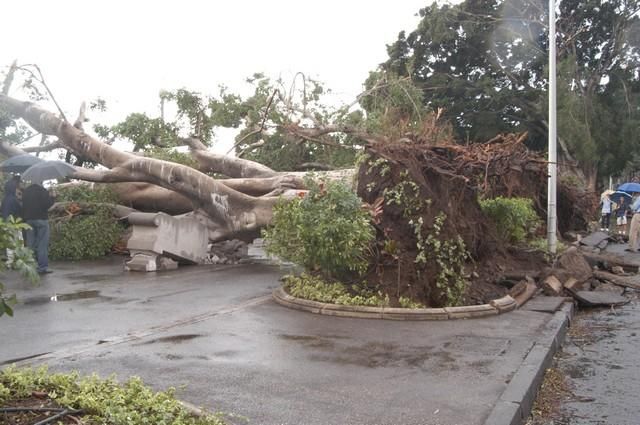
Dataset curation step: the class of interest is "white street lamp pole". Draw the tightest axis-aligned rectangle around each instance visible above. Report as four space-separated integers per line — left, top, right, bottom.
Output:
547 0 557 254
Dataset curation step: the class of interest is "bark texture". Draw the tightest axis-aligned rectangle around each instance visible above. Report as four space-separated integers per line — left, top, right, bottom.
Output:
0 95 309 241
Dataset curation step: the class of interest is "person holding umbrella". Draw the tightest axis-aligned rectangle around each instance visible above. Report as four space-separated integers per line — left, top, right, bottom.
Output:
1 175 22 221
600 192 613 231
614 196 630 236
22 181 55 274
19 160 76 274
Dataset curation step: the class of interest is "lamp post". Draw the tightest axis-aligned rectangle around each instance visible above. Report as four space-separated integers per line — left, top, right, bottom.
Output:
547 0 557 255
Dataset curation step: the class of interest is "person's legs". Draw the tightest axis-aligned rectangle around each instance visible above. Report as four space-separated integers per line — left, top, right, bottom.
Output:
31 220 50 272
628 214 640 250
36 220 49 272
604 213 611 230
25 221 36 251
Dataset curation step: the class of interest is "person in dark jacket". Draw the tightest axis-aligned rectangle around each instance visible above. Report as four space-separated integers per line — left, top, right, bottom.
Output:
22 182 55 274
1 175 22 220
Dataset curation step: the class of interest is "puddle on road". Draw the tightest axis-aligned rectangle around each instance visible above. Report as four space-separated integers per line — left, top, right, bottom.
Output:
66 274 114 284
279 334 466 370
278 334 337 349
141 334 204 345
21 290 111 306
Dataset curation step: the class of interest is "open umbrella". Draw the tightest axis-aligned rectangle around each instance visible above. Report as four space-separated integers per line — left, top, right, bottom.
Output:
617 182 640 193
0 154 44 173
22 160 76 183
601 189 615 201
608 191 632 205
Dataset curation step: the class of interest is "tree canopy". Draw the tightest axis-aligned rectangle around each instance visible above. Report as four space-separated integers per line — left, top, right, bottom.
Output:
379 0 640 188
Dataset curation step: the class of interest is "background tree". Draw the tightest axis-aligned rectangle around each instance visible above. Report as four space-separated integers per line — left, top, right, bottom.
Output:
379 0 640 190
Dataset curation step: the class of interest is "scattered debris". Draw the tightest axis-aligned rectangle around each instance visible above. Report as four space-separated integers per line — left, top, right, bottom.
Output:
542 275 563 296
578 231 610 248
571 291 629 307
593 271 640 290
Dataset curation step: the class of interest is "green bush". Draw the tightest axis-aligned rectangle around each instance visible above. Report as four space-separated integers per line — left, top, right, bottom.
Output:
0 217 38 317
283 274 390 307
262 178 375 279
146 147 199 169
0 366 225 425
56 184 118 204
479 196 540 243
50 206 125 261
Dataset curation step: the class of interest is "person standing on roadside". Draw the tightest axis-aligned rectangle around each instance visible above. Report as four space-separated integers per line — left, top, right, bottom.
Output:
600 195 612 231
615 197 629 236
22 182 55 274
1 175 22 221
627 195 640 252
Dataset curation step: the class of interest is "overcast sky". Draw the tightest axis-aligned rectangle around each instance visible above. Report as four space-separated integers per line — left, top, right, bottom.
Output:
1 0 432 150
1 1 431 110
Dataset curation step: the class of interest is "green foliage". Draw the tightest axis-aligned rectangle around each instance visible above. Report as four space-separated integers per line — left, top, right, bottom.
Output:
528 238 568 258
56 184 118 204
381 0 640 183
0 366 225 425
0 217 39 318
110 113 179 152
398 297 425 309
262 178 375 280
360 72 454 144
479 197 540 243
411 213 470 307
230 75 359 171
146 147 199 169
283 273 389 307
383 171 429 217
50 206 125 261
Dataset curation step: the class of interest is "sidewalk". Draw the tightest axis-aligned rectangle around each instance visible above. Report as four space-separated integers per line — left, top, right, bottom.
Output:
1 257 570 425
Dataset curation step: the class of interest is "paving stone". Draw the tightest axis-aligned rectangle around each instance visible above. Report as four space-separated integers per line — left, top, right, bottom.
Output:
520 296 566 313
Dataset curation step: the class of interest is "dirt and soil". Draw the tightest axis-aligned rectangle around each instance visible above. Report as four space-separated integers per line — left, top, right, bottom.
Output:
356 134 596 307
0 395 88 425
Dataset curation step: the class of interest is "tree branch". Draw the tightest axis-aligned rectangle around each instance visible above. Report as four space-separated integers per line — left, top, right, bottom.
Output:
1 60 17 95
182 136 277 178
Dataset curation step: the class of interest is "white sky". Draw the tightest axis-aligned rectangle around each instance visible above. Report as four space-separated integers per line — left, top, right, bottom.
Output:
1 0 431 151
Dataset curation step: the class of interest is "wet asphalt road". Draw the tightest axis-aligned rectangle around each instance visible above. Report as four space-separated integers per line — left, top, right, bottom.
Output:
1 257 564 425
552 292 640 425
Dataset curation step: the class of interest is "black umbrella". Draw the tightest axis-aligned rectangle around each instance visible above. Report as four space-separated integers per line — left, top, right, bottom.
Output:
0 154 44 173
609 191 632 205
22 160 76 182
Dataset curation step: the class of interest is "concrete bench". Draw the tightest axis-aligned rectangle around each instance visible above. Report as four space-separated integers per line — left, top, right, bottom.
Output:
125 212 208 272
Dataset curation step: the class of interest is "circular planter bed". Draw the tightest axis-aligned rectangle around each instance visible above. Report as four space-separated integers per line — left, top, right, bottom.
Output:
273 284 535 320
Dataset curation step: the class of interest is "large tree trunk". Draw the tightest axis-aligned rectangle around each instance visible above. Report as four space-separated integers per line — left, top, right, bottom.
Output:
0 95 307 241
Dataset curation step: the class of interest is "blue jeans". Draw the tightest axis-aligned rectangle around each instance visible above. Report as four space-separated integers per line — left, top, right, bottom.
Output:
25 219 50 272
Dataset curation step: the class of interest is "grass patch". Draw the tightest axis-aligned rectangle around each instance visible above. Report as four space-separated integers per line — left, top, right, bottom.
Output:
0 366 226 425
283 273 425 308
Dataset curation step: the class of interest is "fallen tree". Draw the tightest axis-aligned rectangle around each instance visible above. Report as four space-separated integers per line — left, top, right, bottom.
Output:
0 94 315 241
0 68 598 306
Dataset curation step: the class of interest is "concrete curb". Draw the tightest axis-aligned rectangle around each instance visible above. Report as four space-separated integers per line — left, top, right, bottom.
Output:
483 302 574 425
272 287 527 321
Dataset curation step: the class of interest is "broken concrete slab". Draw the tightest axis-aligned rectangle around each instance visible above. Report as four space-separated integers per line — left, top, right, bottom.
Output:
593 282 625 295
579 231 611 247
571 291 629 307
520 297 567 313
125 212 208 271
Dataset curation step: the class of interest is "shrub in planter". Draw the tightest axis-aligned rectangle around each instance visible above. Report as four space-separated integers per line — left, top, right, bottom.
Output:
262 178 375 280
479 196 540 243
